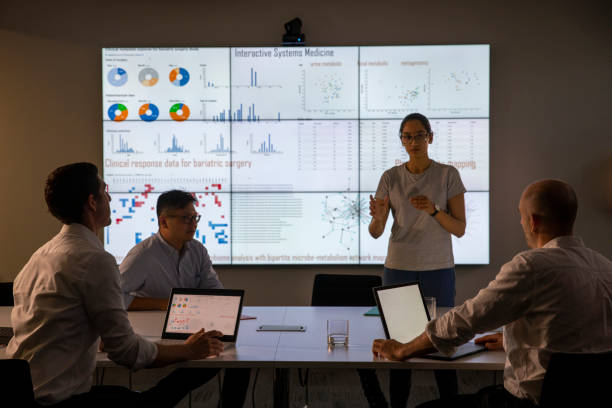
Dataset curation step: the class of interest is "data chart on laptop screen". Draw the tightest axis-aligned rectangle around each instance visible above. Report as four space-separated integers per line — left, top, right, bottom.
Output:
102 45 489 265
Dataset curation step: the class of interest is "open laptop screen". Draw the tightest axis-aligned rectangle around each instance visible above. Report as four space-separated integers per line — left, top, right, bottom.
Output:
162 288 244 342
373 282 486 360
373 282 430 343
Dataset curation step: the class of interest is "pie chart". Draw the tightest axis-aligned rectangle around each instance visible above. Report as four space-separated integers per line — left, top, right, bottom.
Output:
139 103 159 122
169 103 190 121
139 68 159 87
108 104 128 121
169 67 190 86
107 68 128 86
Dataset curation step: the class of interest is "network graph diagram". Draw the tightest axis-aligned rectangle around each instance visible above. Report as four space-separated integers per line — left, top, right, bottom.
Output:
321 194 369 252
103 45 490 264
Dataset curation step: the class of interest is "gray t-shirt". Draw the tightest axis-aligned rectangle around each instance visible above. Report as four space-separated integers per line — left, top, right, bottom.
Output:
375 160 466 271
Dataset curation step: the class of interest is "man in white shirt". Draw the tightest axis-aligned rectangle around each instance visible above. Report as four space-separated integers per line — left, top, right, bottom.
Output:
8 163 224 407
120 189 249 407
372 179 612 407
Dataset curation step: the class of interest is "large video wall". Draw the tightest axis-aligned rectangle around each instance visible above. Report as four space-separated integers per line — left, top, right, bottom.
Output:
103 45 489 264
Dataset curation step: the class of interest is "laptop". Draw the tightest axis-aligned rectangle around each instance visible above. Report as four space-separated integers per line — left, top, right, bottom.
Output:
161 288 244 343
373 282 485 360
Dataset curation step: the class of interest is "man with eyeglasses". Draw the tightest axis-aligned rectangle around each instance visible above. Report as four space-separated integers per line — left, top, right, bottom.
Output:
120 190 223 311
119 189 250 407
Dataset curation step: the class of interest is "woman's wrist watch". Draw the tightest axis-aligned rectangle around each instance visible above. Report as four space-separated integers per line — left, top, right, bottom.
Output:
430 203 440 217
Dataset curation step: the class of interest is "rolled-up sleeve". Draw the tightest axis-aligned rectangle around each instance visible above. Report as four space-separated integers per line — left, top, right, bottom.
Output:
426 254 535 355
83 252 157 369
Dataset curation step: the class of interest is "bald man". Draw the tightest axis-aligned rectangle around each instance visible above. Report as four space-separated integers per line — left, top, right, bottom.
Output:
372 179 612 407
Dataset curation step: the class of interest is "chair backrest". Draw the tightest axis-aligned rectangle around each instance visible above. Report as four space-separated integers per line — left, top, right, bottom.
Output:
539 351 612 407
311 274 382 306
0 281 14 306
0 359 37 406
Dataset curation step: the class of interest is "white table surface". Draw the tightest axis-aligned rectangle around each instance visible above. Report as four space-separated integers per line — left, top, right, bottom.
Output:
1 306 505 370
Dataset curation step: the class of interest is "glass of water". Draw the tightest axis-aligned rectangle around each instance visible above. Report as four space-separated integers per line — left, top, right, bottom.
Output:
327 319 349 346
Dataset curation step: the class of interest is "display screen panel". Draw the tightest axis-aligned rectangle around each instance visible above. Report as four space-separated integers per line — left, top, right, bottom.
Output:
103 45 489 264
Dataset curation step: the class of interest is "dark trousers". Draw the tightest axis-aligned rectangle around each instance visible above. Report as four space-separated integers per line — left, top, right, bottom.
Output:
358 267 458 407
416 384 537 408
359 369 458 408
50 367 251 408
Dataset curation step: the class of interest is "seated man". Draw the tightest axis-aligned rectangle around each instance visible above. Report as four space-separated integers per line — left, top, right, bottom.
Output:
120 189 249 407
8 163 224 407
373 179 612 407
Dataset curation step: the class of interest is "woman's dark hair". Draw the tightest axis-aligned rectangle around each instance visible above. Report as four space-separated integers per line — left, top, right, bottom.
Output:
157 190 197 217
44 162 101 224
399 113 432 134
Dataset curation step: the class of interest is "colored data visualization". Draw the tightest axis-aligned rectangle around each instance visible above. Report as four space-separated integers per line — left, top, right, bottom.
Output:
139 67 159 87
105 189 230 263
108 103 128 121
107 67 128 86
102 46 490 265
170 103 190 121
138 103 159 122
169 67 190 86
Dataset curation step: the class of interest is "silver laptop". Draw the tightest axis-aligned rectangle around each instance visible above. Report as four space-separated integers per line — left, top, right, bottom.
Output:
373 282 485 360
161 288 244 343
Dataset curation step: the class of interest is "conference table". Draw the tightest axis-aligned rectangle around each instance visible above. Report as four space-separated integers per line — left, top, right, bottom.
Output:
1 306 505 407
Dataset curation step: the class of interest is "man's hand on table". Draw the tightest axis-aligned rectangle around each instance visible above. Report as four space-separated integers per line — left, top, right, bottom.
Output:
475 333 504 350
185 329 224 359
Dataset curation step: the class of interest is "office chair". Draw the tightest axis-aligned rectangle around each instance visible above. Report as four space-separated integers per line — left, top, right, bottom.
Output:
310 274 387 408
539 351 612 407
0 281 14 306
311 274 382 307
0 359 39 407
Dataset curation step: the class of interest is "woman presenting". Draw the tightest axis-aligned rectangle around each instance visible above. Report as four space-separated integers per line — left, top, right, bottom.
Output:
364 112 466 407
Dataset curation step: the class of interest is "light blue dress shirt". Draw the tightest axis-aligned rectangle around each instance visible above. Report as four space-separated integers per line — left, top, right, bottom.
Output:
119 232 223 308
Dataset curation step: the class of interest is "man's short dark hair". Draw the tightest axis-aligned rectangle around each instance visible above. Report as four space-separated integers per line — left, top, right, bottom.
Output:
45 162 101 224
157 190 197 218
527 180 578 233
399 112 433 134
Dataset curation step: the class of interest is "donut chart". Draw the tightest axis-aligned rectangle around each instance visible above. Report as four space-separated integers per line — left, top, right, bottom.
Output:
139 68 159 87
107 68 128 86
169 67 190 86
169 103 190 121
108 104 128 121
139 103 159 122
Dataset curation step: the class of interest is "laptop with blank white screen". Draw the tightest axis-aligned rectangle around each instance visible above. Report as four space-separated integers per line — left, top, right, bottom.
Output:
162 288 244 343
373 282 485 360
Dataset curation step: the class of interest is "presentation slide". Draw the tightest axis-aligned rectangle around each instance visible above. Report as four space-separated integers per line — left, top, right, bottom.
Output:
104 121 231 192
103 48 230 122
230 47 358 120
231 120 358 192
359 45 489 119
102 45 489 265
105 191 230 264
360 118 489 191
360 192 489 264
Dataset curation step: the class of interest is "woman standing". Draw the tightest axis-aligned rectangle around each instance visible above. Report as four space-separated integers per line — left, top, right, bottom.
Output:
363 112 466 407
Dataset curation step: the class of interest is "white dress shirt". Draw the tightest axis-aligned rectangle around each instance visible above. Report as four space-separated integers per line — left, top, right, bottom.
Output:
426 236 612 404
7 224 158 405
120 232 223 308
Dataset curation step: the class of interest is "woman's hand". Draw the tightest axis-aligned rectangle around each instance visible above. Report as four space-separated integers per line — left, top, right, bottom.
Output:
369 195 390 221
410 195 435 215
